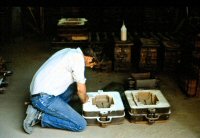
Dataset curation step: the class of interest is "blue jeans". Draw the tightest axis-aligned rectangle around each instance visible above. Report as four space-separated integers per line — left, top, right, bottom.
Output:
31 83 87 132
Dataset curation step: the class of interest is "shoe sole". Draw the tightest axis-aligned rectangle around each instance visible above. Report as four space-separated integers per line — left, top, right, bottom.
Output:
23 105 37 134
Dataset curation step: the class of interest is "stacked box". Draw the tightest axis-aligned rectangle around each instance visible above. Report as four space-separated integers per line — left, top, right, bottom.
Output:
185 79 198 96
178 72 198 97
195 34 200 50
192 51 200 97
113 32 134 71
162 41 181 72
139 38 160 71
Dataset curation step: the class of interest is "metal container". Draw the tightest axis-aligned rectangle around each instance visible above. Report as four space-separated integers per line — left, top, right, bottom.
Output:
82 90 125 127
125 90 171 124
127 72 159 89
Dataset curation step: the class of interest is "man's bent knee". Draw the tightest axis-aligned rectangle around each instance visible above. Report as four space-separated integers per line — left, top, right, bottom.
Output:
75 119 87 132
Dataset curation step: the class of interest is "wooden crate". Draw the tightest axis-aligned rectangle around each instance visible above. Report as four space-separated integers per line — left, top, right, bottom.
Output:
192 51 200 97
185 79 198 96
162 41 181 72
113 32 134 71
195 34 200 50
178 73 198 97
139 38 160 71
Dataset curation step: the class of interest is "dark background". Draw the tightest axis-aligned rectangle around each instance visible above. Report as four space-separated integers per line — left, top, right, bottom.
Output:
1 7 200 42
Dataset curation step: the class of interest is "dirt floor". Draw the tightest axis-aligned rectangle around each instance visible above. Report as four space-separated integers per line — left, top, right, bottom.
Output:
0 37 200 138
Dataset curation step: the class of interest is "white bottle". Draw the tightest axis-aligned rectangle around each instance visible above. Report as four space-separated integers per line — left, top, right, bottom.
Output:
121 21 127 41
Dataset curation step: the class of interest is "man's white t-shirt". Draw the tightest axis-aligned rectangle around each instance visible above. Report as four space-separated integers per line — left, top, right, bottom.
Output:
30 48 86 96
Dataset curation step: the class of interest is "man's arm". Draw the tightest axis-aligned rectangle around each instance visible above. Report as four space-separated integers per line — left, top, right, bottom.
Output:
77 82 89 103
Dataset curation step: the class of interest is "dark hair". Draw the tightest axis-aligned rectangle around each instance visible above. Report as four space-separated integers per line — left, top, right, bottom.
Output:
82 47 95 57
82 47 99 64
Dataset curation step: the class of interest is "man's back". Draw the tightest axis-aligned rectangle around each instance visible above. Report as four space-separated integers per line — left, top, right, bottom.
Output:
30 48 86 96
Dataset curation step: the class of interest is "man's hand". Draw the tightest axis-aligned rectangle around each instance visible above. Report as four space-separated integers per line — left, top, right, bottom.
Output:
77 83 89 103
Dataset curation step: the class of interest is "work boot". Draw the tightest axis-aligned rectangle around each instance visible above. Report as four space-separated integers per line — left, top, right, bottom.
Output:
23 105 42 134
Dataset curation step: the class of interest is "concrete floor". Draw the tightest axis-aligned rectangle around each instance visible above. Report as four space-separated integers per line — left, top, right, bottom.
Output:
0 37 200 138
